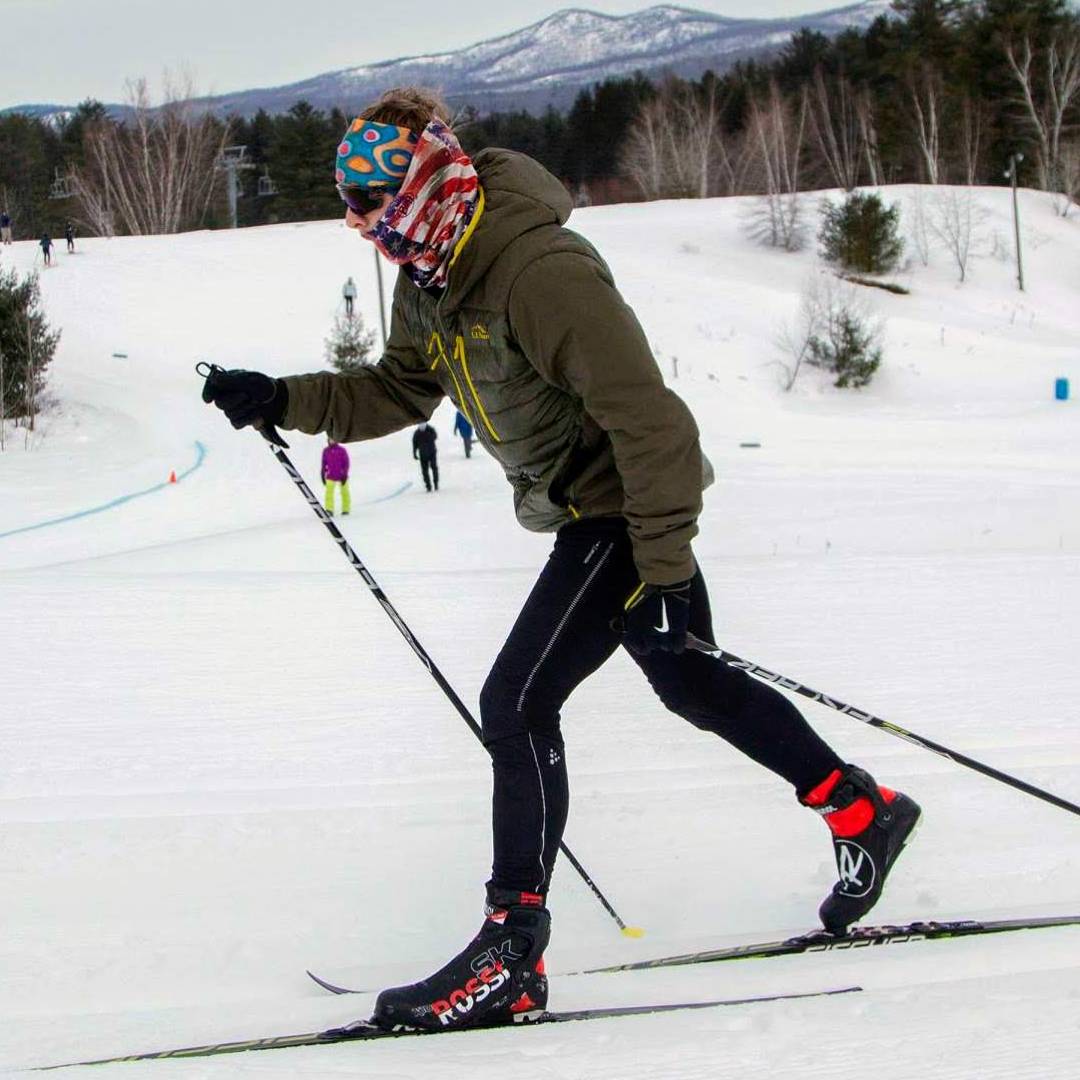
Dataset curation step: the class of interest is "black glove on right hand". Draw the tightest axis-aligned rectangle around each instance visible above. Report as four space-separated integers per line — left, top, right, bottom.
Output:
201 367 288 433
622 579 692 655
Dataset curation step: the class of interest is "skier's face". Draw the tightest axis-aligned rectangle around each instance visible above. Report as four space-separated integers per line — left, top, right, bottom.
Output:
345 194 394 238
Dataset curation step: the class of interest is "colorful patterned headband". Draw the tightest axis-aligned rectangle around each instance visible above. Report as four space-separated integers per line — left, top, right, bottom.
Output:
335 118 418 190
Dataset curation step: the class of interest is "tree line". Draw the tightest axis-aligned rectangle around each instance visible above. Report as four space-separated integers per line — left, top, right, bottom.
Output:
1 0 1078 239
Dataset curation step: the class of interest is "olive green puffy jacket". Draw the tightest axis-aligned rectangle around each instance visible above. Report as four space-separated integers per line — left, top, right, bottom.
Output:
282 148 708 584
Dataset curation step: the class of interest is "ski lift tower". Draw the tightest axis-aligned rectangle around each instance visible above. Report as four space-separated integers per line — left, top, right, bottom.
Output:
217 146 256 228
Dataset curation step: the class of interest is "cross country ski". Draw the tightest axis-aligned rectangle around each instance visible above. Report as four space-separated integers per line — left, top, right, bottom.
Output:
306 914 1080 994
39 986 861 1069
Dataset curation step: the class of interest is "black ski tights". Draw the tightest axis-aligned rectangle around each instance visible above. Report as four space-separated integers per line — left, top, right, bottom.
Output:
479 517 843 894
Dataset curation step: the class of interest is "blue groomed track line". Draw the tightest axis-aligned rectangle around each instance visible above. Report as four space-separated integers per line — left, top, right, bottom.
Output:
0 441 207 541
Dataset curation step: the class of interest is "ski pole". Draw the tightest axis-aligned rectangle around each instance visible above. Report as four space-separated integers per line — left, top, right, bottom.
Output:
687 634 1080 819
270 435 642 934
197 365 642 936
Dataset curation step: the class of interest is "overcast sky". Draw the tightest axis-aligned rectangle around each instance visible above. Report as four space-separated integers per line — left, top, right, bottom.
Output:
7 0 853 109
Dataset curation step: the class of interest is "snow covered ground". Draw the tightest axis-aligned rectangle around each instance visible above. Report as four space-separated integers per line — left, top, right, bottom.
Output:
1 185 1078 1077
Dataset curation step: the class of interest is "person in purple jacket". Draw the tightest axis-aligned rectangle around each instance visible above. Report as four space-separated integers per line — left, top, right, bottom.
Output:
321 436 351 516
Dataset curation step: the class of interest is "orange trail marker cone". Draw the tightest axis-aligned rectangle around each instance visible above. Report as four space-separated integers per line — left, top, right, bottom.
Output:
168 470 177 484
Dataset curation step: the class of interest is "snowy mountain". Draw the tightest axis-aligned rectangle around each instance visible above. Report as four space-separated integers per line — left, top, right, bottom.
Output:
2 180 1079 1075
8 2 895 120
203 1 893 115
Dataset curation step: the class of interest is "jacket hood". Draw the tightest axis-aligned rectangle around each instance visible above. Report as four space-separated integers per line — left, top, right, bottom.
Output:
442 148 573 310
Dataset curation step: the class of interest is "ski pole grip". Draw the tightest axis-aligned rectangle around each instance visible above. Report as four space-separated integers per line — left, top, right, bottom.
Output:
195 361 289 448
253 417 289 449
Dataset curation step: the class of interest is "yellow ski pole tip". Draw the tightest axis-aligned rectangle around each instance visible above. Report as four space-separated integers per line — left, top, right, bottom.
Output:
621 926 646 938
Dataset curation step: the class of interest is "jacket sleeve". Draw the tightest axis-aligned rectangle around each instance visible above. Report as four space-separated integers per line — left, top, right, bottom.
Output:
508 251 703 585
280 309 444 442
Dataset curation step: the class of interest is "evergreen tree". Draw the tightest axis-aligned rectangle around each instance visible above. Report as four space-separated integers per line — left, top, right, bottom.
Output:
232 108 278 227
324 312 376 374
819 192 904 273
807 307 883 389
0 113 56 238
776 30 833 93
565 76 655 184
891 0 965 58
0 266 60 425
271 101 341 222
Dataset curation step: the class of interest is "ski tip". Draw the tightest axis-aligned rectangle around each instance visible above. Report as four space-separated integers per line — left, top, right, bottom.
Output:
621 926 646 939
306 969 357 995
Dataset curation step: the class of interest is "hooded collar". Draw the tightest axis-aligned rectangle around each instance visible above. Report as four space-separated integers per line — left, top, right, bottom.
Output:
437 148 573 313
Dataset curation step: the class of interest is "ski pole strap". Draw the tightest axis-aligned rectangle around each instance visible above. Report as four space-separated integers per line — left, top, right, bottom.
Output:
686 635 1080 819
197 361 289 448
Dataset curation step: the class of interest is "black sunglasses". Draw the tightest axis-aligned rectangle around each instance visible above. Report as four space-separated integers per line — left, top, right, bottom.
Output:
337 183 393 215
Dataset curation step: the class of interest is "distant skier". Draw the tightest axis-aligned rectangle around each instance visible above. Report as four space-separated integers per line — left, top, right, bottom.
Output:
320 436 351 516
412 421 438 492
39 233 53 266
0 211 11 244
453 409 473 458
202 86 921 1034
342 276 357 317
64 220 75 253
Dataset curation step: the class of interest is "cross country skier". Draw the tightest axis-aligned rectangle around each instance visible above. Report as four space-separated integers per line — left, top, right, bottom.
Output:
201 86 921 1034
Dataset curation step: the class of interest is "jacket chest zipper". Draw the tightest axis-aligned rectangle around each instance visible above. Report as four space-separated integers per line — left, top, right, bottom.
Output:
427 329 501 443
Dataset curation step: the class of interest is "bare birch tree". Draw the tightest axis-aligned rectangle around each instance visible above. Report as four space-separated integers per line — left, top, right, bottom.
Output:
805 67 863 191
1059 138 1080 216
677 78 721 199
24 316 35 439
621 97 669 200
908 63 945 184
1005 32 1080 203
929 188 988 282
71 75 231 235
907 188 932 267
621 78 747 200
957 94 985 186
856 87 883 187
743 81 809 250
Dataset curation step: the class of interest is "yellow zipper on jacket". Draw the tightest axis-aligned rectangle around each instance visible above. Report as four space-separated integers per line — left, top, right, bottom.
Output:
453 334 501 442
449 187 485 270
427 331 476 431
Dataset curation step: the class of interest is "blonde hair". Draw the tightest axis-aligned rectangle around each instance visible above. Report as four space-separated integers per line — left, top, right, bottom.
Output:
360 87 451 132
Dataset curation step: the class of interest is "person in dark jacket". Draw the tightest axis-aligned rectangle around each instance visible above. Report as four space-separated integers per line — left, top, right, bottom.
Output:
64 221 75 253
0 211 12 244
411 421 438 491
202 86 921 1033
39 233 53 266
453 409 473 457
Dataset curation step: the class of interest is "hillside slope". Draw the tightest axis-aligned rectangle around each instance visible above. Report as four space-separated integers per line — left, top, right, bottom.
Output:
0 186 1078 1078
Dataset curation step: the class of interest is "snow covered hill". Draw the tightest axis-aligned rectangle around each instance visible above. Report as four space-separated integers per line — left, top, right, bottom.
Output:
1 184 1079 1077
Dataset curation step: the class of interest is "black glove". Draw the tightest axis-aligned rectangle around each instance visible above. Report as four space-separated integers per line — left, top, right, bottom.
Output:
622 579 692 655
201 367 288 434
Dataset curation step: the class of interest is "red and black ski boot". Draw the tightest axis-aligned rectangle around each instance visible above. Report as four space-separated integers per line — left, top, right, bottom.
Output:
802 764 922 935
372 886 550 1032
